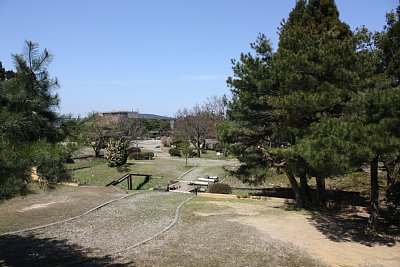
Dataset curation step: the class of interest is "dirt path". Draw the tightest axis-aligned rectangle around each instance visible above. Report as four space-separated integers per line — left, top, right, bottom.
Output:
122 197 323 267
0 186 126 234
0 192 191 266
169 157 238 193
171 157 238 182
196 200 400 267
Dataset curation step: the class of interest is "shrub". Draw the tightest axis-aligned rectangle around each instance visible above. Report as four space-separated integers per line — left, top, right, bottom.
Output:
215 143 224 152
104 139 129 167
209 183 232 194
128 152 154 160
169 148 181 157
127 146 141 154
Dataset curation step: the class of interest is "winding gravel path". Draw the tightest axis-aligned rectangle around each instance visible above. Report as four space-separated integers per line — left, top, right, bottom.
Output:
0 192 193 266
33 192 190 253
171 157 238 182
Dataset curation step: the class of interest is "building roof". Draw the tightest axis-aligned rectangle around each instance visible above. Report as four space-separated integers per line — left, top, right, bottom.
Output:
138 113 173 120
101 110 138 114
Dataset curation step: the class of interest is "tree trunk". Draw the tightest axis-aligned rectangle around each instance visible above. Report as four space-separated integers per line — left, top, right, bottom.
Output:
94 147 101 157
315 176 326 205
223 143 228 157
283 165 305 207
368 156 379 230
299 172 311 204
196 141 201 158
257 146 304 207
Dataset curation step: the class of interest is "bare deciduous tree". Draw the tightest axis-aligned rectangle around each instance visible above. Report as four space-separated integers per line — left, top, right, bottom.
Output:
174 105 216 157
204 95 228 119
81 113 142 157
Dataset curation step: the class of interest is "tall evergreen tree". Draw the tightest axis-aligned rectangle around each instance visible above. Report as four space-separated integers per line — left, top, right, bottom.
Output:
350 7 400 229
377 6 400 87
272 0 358 204
225 0 399 213
224 34 310 204
375 6 400 190
226 34 276 166
0 41 67 199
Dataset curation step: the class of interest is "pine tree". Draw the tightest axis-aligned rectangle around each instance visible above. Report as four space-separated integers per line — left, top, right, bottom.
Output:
226 34 276 169
0 41 67 199
347 6 400 229
377 6 400 87
375 6 400 190
225 1 399 211
272 0 358 204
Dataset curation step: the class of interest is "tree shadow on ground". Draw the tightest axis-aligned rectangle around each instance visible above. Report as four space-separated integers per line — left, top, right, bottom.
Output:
0 234 134 266
117 163 134 173
249 188 369 206
241 186 399 246
248 187 295 199
306 210 399 247
136 175 150 190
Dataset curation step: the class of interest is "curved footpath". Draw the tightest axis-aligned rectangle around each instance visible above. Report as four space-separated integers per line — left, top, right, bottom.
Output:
0 191 193 266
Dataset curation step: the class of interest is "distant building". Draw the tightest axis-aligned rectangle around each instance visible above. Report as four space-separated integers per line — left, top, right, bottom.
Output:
99 110 138 123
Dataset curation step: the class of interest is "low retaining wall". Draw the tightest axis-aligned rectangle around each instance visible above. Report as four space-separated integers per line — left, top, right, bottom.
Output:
196 193 367 212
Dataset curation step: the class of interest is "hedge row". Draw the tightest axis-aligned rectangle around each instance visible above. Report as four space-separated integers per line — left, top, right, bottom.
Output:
128 152 154 160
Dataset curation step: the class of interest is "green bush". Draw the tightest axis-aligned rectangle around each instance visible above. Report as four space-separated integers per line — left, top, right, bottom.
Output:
127 146 141 154
0 175 29 200
209 183 232 194
169 148 181 157
189 150 197 158
128 152 154 160
104 139 129 167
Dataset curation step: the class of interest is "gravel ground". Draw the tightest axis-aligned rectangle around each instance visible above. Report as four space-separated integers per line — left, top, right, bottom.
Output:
0 192 190 266
171 157 238 182
2 188 397 266
0 186 125 234
120 198 324 267
0 189 323 267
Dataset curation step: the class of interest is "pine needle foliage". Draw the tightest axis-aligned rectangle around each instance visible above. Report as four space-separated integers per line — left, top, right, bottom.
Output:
0 41 67 200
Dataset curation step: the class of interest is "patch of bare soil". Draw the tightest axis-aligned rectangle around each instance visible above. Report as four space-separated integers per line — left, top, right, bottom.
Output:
197 201 400 267
0 185 126 234
1 188 398 267
0 192 190 266
122 199 323 267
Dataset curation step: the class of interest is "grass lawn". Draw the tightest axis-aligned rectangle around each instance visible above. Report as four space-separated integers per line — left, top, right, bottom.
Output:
223 164 386 196
66 153 386 202
67 157 192 190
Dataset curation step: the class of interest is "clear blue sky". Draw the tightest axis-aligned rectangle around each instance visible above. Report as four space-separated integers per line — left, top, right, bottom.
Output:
1 0 398 117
